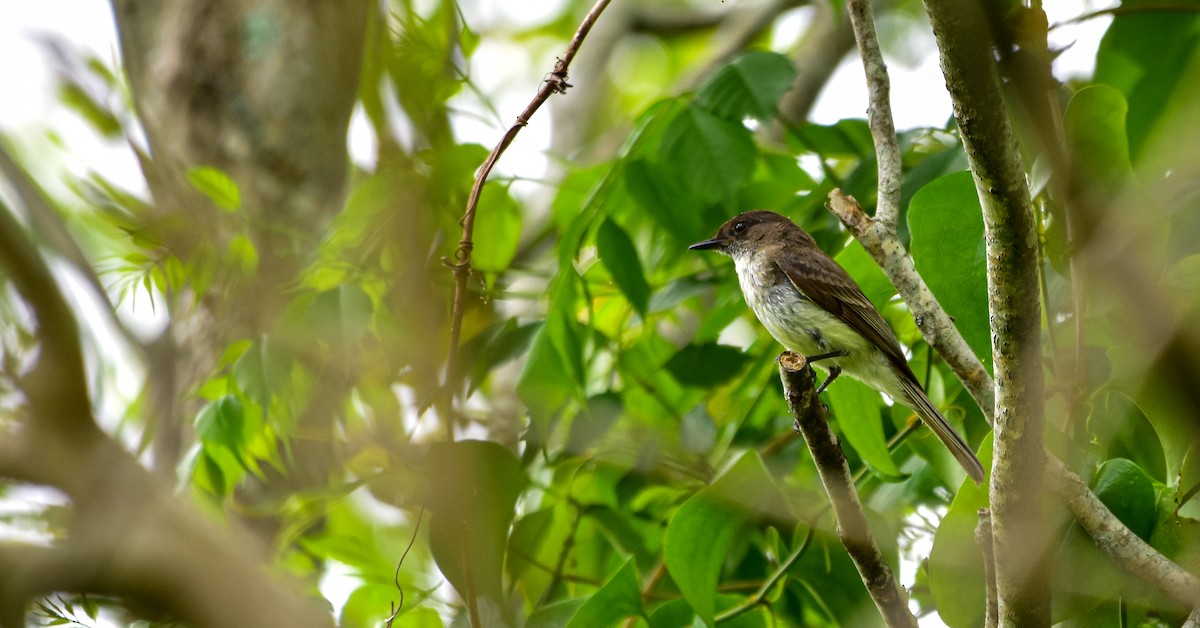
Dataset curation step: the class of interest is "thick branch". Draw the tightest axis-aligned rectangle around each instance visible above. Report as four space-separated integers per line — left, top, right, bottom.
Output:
922 0 1048 624
778 352 917 628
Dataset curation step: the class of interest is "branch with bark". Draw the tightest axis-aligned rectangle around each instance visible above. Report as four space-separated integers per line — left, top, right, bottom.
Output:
777 352 918 628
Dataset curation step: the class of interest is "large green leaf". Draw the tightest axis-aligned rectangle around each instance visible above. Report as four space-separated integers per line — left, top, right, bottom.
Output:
664 452 778 626
659 105 757 204
1093 458 1157 541
1064 86 1132 190
185 166 240 211
665 342 749 388
1094 1 1200 162
695 52 797 122
306 284 374 347
195 395 247 452
425 440 526 616
825 376 904 480
565 558 644 627
471 184 522 272
908 170 992 372
595 217 651 316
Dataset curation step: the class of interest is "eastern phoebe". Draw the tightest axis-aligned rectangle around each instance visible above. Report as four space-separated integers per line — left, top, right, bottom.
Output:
690 210 985 483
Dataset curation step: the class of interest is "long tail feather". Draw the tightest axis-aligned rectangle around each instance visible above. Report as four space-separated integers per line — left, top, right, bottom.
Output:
900 379 985 483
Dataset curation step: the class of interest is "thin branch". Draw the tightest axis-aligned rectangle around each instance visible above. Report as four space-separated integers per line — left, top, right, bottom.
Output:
442 0 615 416
714 525 815 623
845 0 902 230
777 352 918 628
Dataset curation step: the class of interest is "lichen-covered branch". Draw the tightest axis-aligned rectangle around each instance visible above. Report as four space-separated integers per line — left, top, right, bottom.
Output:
921 1 1049 623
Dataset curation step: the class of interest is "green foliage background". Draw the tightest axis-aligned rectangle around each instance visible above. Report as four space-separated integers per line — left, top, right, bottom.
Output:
2 1 1200 627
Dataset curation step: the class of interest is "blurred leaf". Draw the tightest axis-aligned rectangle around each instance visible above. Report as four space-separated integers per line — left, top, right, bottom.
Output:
186 166 241 211
58 83 121 137
908 170 992 372
1093 458 1157 541
1094 1 1200 161
665 342 749 388
195 395 246 452
426 440 526 610
1064 86 1132 189
825 376 904 480
306 284 374 346
792 119 873 158
472 184 522 272
660 105 757 204
232 335 292 406
565 558 643 627
695 52 796 122
595 217 651 316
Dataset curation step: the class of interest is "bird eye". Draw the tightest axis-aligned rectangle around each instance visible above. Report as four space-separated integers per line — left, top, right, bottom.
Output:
733 221 747 234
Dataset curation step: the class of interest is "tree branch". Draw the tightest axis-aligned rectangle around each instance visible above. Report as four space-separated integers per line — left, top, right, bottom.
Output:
777 352 918 628
443 0 616 414
845 0 902 230
1048 457 1200 608
921 1 1049 623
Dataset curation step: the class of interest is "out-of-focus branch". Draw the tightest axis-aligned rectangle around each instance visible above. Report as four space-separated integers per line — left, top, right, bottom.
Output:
0 197 333 627
777 352 918 628
922 0 1048 623
772 0 856 131
681 0 808 90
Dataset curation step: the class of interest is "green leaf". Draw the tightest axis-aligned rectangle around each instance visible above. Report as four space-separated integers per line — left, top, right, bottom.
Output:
185 166 241 211
1094 2 1200 161
660 105 757 204
565 558 643 627
1093 458 1157 541
471 184 522 272
195 395 246 451
595 217 651 316
825 376 904 480
665 452 777 626
908 170 992 372
425 440 526 611
306 284 374 346
232 335 292 406
695 52 797 122
1064 86 1132 189
665 343 749 388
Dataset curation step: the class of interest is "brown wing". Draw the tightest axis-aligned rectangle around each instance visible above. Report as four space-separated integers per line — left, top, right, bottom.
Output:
773 248 917 380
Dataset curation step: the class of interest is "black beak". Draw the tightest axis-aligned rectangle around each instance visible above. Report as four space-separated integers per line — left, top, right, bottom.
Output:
689 238 725 251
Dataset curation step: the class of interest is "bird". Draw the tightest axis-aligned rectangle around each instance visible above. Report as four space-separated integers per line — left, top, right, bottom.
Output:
690 210 985 483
